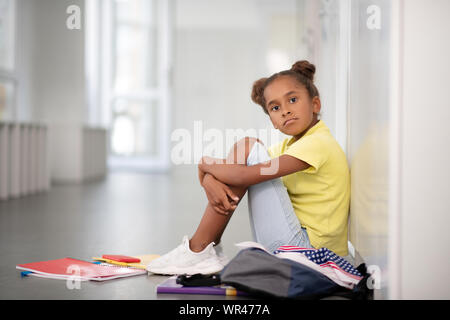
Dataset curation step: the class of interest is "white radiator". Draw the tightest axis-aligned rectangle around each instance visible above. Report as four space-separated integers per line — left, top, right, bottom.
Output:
0 122 50 201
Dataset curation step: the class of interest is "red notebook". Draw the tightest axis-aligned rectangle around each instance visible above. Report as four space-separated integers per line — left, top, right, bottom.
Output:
16 257 146 281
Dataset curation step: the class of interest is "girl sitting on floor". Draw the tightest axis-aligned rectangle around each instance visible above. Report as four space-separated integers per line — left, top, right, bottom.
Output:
147 60 350 275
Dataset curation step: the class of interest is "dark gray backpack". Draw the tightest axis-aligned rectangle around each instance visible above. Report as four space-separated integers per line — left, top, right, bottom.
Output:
219 248 372 300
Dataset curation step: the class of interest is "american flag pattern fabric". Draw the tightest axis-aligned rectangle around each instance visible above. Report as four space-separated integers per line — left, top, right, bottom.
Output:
273 246 363 289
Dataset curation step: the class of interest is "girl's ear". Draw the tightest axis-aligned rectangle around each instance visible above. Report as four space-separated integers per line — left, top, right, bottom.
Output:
312 96 321 115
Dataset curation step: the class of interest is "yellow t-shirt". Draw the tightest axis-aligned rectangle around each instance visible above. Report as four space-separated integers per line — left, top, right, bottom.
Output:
268 120 350 256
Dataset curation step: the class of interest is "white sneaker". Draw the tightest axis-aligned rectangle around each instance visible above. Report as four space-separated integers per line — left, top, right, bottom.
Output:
214 243 230 267
147 236 224 275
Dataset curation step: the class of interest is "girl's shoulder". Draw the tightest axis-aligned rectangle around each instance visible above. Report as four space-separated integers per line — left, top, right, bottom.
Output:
267 137 291 159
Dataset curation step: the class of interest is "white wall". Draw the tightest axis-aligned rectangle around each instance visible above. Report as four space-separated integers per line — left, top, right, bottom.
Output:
396 0 450 299
14 0 107 184
15 0 35 122
30 0 88 183
31 0 86 125
15 0 87 125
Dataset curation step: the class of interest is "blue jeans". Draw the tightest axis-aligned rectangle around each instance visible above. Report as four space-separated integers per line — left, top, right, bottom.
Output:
246 142 312 253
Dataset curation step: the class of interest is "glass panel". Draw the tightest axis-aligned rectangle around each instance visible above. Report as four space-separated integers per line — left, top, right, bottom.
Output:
347 0 391 299
0 81 15 121
348 0 391 159
110 99 158 157
113 0 158 92
0 0 15 71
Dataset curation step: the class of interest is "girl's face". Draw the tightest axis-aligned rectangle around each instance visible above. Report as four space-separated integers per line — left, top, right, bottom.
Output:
264 75 321 139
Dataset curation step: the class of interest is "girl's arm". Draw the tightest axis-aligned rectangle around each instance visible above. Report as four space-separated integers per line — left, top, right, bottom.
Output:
198 166 206 186
199 155 311 187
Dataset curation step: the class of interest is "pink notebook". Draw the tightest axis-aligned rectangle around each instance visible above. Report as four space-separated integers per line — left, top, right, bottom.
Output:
16 257 147 281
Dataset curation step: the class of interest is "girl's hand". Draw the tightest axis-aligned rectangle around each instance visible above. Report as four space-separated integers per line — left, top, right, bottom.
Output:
198 157 221 187
202 174 239 215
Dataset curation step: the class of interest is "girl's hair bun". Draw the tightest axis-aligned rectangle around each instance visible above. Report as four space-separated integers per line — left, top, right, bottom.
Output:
291 60 316 82
251 77 268 108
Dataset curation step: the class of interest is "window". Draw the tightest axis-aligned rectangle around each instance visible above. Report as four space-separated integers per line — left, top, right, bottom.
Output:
86 0 172 172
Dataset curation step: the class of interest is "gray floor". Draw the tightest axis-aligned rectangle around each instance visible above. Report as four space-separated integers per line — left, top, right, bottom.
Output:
0 169 258 300
0 169 361 300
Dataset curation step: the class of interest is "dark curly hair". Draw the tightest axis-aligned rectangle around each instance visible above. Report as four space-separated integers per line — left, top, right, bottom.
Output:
251 60 320 115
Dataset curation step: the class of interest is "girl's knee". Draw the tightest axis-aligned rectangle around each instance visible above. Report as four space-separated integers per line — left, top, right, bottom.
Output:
244 137 264 146
227 137 263 164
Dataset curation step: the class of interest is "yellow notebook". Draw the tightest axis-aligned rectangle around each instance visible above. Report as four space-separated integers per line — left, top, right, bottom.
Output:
92 254 160 270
